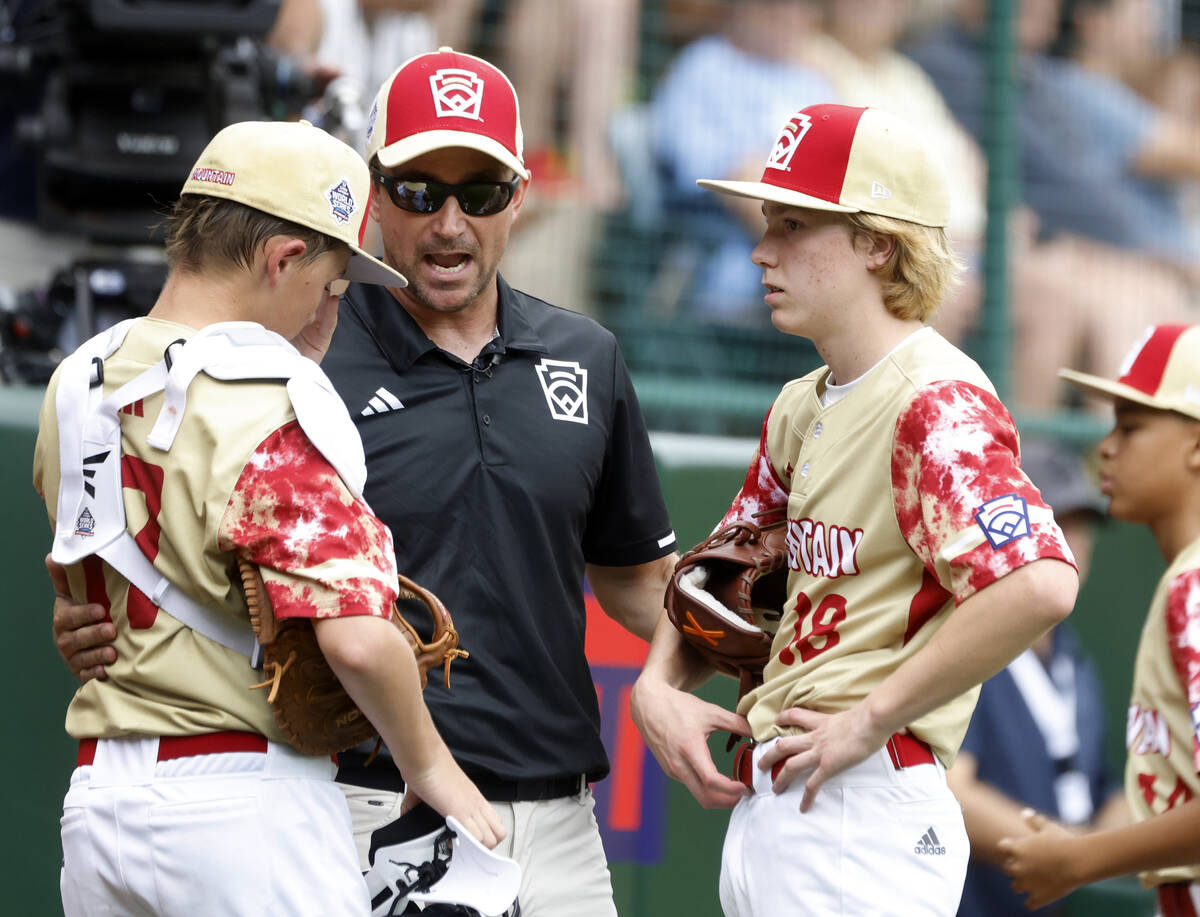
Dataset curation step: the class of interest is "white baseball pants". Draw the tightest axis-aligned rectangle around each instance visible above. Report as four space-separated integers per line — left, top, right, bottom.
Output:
60 735 369 916
720 737 969 917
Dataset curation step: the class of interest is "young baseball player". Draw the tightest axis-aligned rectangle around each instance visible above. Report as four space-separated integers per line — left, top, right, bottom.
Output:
33 119 504 916
1000 324 1200 915
632 103 1079 916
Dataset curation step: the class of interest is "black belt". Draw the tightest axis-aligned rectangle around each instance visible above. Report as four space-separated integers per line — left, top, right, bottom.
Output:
335 751 587 802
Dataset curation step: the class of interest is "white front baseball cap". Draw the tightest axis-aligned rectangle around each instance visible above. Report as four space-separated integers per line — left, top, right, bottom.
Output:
699 104 950 228
181 120 407 287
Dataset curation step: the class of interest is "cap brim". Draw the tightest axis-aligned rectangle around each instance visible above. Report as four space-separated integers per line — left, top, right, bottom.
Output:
696 178 857 213
1057 368 1166 412
376 130 530 180
344 249 407 287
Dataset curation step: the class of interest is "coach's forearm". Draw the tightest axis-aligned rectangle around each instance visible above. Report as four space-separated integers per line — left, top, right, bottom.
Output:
863 559 1077 738
587 553 678 642
314 614 450 774
637 607 719 694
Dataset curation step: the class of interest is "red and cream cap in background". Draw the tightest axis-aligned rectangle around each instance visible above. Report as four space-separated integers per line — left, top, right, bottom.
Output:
698 104 950 227
366 47 529 179
1059 324 1200 420
181 120 406 287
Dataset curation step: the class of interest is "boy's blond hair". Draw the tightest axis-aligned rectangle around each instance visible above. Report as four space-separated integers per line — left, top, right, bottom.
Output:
164 195 348 276
846 212 964 324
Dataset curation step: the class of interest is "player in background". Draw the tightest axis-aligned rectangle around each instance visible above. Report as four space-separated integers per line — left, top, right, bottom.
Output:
1001 325 1200 915
34 119 502 917
632 103 1079 916
947 437 1131 917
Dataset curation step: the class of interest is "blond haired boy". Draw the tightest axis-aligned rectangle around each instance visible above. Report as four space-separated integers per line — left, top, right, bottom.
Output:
632 103 1079 915
34 120 504 916
1002 325 1200 916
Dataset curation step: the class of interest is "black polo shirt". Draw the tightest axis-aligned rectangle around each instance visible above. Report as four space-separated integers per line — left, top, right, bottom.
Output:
322 275 676 783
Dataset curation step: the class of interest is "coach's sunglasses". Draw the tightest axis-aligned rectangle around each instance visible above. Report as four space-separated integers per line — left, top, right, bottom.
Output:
371 169 521 217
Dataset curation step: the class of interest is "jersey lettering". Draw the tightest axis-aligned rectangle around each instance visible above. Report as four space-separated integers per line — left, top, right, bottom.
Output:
786 518 863 578
120 455 166 629
778 592 848 665
1128 703 1171 757
1135 772 1196 811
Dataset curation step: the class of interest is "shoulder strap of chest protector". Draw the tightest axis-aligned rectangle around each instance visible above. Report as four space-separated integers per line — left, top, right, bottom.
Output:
50 321 366 663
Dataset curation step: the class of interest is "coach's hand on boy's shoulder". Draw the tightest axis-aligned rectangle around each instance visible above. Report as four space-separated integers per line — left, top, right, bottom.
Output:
999 809 1084 910
761 704 893 812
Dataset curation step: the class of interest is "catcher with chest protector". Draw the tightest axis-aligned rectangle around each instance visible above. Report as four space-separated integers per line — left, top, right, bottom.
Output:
34 119 507 917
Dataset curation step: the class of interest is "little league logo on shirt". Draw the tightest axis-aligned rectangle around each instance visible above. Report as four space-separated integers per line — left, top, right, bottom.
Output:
430 68 485 121
974 493 1032 549
535 358 588 424
765 112 812 172
327 179 355 225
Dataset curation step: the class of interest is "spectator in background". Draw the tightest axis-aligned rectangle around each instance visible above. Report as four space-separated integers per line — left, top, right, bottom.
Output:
310 1 482 119
947 437 1132 917
802 0 986 343
907 0 1198 415
1052 0 1200 267
476 0 643 318
648 0 834 324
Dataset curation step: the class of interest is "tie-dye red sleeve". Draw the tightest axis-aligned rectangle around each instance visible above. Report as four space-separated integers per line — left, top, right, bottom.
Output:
1165 568 1200 773
717 405 791 530
218 420 398 621
892 381 1074 603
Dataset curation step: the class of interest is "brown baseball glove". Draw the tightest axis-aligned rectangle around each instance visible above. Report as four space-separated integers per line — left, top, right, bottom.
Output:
665 511 789 701
239 559 469 756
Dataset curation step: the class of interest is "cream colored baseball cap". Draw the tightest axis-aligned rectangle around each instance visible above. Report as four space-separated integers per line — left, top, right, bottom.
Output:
1059 324 1200 421
181 119 406 287
699 104 950 227
365 47 529 179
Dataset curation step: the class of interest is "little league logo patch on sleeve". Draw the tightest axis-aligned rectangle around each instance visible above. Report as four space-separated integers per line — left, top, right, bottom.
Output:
430 68 485 121
974 493 1032 549
327 179 356 225
765 112 812 172
535 358 588 424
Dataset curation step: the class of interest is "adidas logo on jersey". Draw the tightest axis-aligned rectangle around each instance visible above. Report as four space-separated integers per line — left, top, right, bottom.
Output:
914 827 946 856
360 387 404 417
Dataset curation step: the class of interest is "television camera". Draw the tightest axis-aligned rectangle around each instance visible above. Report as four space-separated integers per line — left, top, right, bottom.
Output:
0 0 359 383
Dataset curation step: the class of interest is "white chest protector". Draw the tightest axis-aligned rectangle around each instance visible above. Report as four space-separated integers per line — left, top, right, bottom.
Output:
51 320 367 661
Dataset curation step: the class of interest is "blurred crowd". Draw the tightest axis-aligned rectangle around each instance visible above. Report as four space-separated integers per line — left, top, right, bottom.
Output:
3 0 1199 422
217 0 1200 423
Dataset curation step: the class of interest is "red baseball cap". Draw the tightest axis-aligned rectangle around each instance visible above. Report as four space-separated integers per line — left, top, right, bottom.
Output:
1059 324 1200 420
698 103 950 227
365 47 529 180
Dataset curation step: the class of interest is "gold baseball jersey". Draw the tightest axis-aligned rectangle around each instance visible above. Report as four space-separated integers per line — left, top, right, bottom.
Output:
34 318 397 743
720 330 1073 765
1125 536 1200 887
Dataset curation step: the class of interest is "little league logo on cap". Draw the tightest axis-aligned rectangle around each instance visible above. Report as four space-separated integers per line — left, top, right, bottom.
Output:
1059 324 1200 420
430 68 485 120
366 47 529 180
698 104 950 227
181 120 406 288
